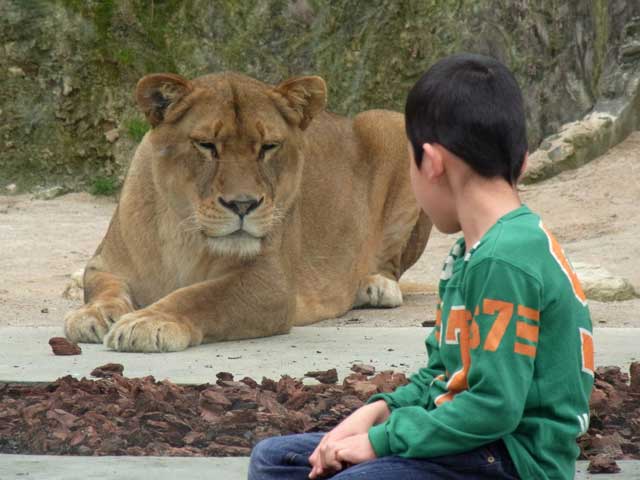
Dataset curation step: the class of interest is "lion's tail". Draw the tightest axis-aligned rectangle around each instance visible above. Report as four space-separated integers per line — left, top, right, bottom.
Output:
399 211 432 276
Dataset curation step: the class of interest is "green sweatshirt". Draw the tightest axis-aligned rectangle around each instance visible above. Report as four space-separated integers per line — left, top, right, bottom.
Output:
368 205 594 480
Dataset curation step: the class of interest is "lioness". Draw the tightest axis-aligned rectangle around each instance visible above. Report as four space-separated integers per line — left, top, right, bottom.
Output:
64 72 431 352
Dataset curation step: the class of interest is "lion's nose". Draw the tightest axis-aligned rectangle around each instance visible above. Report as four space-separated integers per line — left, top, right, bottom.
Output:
218 196 264 218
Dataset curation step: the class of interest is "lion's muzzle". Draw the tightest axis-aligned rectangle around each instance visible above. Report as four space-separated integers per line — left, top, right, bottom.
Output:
218 195 264 219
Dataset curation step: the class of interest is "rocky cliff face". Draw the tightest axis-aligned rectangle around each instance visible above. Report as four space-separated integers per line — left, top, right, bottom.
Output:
1 0 639 191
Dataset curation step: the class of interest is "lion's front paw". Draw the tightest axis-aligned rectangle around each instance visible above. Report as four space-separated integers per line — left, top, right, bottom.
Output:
64 297 133 344
353 274 403 308
103 309 200 353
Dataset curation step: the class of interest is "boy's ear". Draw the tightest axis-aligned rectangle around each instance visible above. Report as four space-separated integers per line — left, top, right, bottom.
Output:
422 143 444 180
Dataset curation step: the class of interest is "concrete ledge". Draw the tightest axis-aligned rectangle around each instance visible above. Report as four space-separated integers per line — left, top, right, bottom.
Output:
0 454 249 480
1 327 638 384
0 326 429 384
1 455 639 480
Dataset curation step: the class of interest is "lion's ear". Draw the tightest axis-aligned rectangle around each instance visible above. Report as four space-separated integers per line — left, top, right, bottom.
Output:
275 76 327 130
135 73 194 127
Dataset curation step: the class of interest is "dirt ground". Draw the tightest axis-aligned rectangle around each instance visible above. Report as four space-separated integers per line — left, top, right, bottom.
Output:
1 133 639 330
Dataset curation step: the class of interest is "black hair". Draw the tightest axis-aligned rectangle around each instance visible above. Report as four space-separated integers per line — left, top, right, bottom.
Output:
405 53 528 184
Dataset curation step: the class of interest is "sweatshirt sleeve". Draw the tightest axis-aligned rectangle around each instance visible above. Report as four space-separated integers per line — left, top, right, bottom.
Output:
369 258 541 458
366 322 446 410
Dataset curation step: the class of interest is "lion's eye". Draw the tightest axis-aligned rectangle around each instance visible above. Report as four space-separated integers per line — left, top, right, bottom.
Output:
261 143 278 152
258 143 280 161
198 142 219 158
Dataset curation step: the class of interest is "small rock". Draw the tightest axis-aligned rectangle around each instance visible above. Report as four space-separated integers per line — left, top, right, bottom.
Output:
41 308 49 314
370 371 407 393
104 128 119 143
573 262 638 302
587 454 621 473
91 363 124 378
240 377 259 389
589 432 625 458
351 363 376 376
343 372 368 387
630 362 640 393
589 389 607 412
216 372 234 382
33 186 67 200
304 368 338 384
49 337 82 356
199 388 232 411
351 381 378 400
8 66 25 77
261 377 278 392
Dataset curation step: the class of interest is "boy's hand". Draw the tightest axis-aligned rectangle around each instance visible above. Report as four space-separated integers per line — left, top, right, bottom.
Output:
308 401 389 478
335 433 377 465
308 434 344 479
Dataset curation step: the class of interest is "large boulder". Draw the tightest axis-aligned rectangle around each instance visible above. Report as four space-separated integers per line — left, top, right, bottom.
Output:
574 262 638 302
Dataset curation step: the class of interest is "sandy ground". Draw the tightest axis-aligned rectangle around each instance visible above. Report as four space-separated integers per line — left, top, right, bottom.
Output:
1 133 639 330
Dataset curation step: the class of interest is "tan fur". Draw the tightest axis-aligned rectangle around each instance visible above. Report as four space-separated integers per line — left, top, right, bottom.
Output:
64 72 431 352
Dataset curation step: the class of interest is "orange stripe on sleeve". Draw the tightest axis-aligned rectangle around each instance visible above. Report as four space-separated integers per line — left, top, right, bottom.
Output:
434 391 456 406
515 342 536 358
540 222 587 305
517 305 540 322
580 328 595 376
516 321 539 343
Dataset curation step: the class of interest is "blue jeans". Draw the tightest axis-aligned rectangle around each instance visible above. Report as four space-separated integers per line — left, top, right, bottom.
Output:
248 432 520 479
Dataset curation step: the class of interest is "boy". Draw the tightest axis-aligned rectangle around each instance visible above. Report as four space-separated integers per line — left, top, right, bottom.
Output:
248 53 594 480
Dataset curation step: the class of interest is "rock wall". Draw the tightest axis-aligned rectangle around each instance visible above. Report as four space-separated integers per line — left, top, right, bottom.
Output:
1 0 639 191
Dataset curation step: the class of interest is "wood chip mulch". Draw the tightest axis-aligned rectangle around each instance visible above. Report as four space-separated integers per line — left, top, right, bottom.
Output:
1 361 638 470
0 364 405 456
582 363 640 473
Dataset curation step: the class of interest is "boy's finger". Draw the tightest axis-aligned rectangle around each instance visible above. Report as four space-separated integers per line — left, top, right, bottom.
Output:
308 465 318 479
336 448 353 464
310 463 322 478
319 444 342 473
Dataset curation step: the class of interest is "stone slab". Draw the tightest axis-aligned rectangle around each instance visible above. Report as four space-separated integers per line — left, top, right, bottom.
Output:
0 454 249 479
1 455 639 480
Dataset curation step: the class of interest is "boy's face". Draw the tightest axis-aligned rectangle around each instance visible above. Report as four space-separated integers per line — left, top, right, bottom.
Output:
408 142 461 234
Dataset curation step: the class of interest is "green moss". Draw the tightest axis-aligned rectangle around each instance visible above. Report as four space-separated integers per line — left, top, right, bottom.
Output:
124 117 149 143
115 48 135 65
94 0 115 42
90 176 119 196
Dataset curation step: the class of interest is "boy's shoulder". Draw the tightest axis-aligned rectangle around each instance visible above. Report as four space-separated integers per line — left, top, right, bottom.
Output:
466 205 554 282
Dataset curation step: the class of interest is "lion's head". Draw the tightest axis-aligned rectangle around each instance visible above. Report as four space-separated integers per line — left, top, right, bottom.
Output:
134 72 326 258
